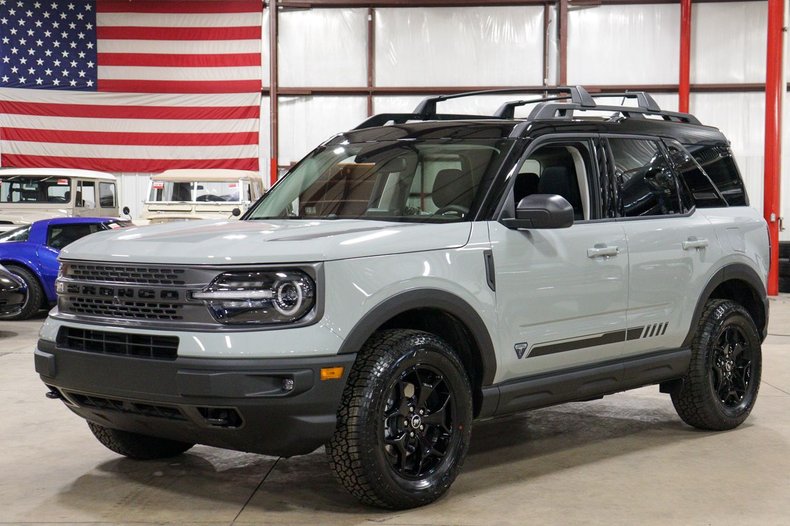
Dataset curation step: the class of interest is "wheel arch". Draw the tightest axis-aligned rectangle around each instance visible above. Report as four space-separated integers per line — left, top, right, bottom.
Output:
337 289 497 416
682 263 768 347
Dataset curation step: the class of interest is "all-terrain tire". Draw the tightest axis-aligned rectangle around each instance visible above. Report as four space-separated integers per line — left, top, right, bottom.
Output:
671 299 762 431
327 329 473 509
0 265 44 321
88 422 194 460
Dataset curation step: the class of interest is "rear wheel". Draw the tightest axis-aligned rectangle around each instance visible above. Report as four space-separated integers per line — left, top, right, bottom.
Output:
88 422 194 460
327 329 472 509
671 299 762 430
0 265 43 321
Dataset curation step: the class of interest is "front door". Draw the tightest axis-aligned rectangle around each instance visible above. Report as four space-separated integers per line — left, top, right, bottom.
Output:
489 137 629 384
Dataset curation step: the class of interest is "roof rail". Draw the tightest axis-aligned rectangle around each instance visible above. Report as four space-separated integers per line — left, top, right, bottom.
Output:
412 86 596 119
352 112 494 130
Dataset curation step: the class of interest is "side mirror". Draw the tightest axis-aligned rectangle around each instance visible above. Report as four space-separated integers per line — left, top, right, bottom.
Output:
501 194 574 230
231 207 241 217
122 206 131 217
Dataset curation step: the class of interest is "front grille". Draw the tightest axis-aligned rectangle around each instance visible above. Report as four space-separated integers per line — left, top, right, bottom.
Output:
65 263 187 285
67 392 187 421
68 297 183 321
58 327 178 360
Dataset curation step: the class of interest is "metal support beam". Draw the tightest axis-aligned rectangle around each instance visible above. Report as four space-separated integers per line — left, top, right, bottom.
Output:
679 0 692 112
764 0 785 296
269 0 279 188
367 8 376 116
558 0 568 85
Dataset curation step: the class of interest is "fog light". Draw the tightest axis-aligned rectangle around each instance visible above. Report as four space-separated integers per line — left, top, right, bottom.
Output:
282 378 295 391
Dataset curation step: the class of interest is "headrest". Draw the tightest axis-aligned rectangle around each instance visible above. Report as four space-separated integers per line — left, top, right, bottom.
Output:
432 169 473 209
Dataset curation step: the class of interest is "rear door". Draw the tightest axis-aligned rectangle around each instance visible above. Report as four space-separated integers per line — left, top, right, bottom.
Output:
606 136 723 356
489 136 630 383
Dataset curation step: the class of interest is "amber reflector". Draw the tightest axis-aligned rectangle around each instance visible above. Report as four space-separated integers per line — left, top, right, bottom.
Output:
320 367 344 381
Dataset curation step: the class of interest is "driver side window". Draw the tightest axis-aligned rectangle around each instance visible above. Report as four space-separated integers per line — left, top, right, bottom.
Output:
511 140 594 221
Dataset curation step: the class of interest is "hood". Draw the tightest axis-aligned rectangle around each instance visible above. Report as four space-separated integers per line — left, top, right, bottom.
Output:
60 219 473 265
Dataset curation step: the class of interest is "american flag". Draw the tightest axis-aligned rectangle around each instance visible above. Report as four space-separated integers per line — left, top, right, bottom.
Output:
0 0 261 172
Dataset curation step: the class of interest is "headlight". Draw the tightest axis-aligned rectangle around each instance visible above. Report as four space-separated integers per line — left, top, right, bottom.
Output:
193 270 315 325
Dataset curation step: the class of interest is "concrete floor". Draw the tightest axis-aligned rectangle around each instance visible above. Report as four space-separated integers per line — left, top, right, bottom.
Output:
1 300 789 526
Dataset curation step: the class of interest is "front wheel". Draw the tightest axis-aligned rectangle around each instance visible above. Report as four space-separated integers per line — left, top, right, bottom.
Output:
671 299 762 430
327 329 473 509
0 265 43 321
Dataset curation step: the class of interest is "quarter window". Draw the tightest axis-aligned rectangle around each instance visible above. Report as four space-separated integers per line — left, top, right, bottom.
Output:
47 223 103 250
609 138 683 217
685 144 748 206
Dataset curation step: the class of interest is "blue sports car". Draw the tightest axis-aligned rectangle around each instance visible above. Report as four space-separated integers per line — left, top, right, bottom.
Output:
0 217 131 320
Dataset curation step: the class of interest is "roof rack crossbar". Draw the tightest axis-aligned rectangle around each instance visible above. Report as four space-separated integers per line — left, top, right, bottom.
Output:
584 91 662 112
527 102 701 125
412 86 596 119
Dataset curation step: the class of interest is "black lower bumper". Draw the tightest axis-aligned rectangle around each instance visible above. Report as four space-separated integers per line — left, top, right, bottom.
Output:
35 339 356 457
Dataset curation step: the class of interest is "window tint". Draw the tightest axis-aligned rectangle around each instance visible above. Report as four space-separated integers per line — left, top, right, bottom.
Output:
685 144 748 206
609 138 683 217
664 139 726 208
47 223 102 250
512 141 594 221
99 183 116 208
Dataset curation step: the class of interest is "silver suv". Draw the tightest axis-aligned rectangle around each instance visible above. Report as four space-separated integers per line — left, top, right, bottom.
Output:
36 87 769 509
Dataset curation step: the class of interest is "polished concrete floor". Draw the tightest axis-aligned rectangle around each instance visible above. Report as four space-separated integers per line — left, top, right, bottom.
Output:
1 299 789 526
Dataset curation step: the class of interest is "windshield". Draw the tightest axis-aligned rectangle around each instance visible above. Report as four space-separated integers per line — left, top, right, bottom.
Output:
1 176 71 204
247 139 513 222
148 181 245 203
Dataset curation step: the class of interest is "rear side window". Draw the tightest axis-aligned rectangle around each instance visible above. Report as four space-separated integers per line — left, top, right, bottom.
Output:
664 139 727 208
47 223 103 250
684 144 748 206
608 138 684 217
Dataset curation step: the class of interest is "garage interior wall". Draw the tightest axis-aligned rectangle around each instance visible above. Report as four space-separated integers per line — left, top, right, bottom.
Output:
1 1 787 235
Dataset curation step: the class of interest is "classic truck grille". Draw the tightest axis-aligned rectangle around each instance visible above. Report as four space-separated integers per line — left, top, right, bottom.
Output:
58 327 179 360
65 263 186 285
68 297 183 321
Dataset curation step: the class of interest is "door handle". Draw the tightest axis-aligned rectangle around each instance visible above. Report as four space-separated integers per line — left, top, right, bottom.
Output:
587 244 620 258
682 237 709 250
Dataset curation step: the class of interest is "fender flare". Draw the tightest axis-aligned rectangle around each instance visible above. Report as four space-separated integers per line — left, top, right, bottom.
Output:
682 263 768 347
337 288 498 386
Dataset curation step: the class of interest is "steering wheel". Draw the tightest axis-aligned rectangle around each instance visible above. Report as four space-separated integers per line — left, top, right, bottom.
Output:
433 204 469 217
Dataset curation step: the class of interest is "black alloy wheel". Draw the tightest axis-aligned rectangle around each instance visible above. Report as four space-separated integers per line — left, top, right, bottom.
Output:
382 364 456 481
710 325 754 413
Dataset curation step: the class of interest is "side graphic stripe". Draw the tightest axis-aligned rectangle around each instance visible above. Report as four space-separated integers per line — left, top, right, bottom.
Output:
529 327 645 358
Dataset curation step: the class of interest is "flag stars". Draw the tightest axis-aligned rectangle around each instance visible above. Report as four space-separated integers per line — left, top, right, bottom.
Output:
34 20 42 27
18 38 26 45
51 2 57 9
36 58 43 65
52 21 58 28
35 39 43 46
84 4 90 10
69 60 76 67
52 78 59 85
61 50 68 57
60 31 67 38
61 69 68 76
44 49 52 56
77 51 85 58
42 11 49 19
9 27 17 34
86 79 93 87
53 59 60 66
19 57 26 64
8 8 15 16
25 10 32 17
77 69 85 77
35 77 43 85
0 76 8 83
10 46 18 54
68 22 75 29
27 67 34 75
52 40 60 47
77 32 84 39
76 12 83 21
10 65 18 73
26 28 33 36
19 75 26 82
85 23 92 30
69 41 76 48
1 56 8 63
34 1 41 7
67 2 74 10
27 48 35 55
86 42 93 49
0 17 7 24
86 60 94 68
44 68 52 75
59 12 66 20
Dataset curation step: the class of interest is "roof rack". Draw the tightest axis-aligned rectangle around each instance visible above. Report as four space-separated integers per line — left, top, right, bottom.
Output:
351 85 701 130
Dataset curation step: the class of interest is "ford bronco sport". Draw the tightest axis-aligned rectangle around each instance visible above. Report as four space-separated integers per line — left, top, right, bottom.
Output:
35 87 769 509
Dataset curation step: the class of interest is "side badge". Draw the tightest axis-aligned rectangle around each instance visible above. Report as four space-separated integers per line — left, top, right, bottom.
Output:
514 342 529 359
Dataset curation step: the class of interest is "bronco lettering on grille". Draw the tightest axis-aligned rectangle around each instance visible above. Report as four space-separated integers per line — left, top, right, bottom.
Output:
64 283 181 301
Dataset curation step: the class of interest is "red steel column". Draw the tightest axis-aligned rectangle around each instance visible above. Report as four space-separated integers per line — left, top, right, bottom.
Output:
679 0 692 112
764 0 785 296
269 0 279 188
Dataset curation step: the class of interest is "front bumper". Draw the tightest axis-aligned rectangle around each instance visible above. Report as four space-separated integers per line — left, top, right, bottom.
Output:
35 339 355 457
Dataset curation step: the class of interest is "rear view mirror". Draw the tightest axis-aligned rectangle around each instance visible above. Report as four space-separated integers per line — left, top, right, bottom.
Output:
501 194 574 230
231 207 241 217
122 206 131 217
